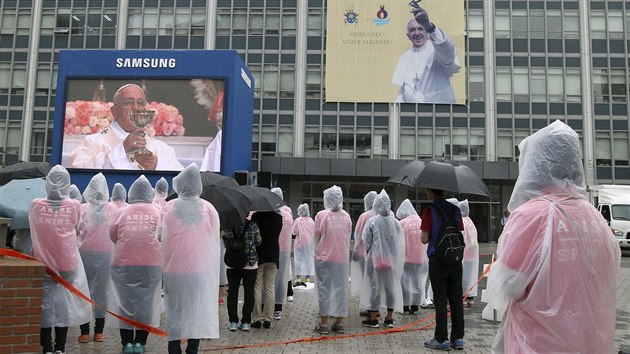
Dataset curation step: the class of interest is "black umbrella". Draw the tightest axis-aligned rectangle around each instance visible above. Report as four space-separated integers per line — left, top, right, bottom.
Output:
387 159 490 196
166 171 251 230
0 161 53 186
239 185 286 211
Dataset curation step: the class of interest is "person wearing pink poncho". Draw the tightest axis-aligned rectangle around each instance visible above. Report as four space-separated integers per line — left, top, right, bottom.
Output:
360 190 405 329
271 187 294 320
486 120 621 354
109 175 162 354
152 177 169 209
396 198 427 315
160 164 221 354
447 198 479 308
30 165 92 354
313 185 352 334
350 191 377 304
110 182 128 210
292 203 315 286
77 173 118 343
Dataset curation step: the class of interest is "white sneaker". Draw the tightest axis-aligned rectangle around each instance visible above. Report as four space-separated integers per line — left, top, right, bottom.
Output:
273 311 282 320
287 296 294 302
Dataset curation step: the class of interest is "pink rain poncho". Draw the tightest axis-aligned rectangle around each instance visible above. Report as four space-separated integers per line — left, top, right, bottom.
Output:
271 187 294 306
396 199 428 309
486 120 621 354
153 177 168 209
359 190 405 313
292 203 315 278
78 173 118 319
160 164 221 341
109 175 163 330
447 198 479 298
314 185 352 317
29 165 92 327
110 182 128 210
350 191 377 296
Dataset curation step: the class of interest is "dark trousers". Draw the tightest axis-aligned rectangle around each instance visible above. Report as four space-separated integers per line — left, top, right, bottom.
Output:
80 317 105 335
428 257 464 342
120 328 149 347
40 327 68 353
168 338 200 354
226 268 257 324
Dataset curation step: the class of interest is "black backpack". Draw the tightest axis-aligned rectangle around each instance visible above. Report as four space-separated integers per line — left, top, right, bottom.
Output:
431 203 465 264
222 221 249 269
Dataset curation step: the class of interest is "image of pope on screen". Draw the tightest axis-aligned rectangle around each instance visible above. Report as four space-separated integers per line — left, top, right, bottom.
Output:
63 79 224 172
392 1 461 104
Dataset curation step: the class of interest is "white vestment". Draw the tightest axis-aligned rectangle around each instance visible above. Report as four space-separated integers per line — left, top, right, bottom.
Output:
392 28 461 104
200 129 222 172
69 121 184 171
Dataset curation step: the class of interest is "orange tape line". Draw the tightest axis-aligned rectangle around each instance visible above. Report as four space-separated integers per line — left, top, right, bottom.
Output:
0 249 167 337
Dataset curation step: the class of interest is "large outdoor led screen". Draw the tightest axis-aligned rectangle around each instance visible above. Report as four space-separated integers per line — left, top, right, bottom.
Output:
51 50 254 190
61 78 225 172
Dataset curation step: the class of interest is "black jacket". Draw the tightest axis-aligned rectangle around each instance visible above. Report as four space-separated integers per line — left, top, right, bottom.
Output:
250 211 282 267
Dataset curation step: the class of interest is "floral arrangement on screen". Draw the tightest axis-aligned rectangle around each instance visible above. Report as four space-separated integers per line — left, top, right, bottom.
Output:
64 100 185 137
144 101 186 137
64 100 114 135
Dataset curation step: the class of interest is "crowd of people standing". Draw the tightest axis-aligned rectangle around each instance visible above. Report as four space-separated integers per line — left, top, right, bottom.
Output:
23 120 621 354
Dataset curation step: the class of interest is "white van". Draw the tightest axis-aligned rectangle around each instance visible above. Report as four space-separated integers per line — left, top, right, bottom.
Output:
588 185 630 249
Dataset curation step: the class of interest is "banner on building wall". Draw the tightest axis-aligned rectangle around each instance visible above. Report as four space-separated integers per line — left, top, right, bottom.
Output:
325 0 466 105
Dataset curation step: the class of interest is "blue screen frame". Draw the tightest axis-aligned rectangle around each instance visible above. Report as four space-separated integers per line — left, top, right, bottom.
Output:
51 49 254 191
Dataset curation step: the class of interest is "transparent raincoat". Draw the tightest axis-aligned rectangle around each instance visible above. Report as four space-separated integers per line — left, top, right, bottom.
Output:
350 191 377 296
292 203 315 277
271 187 294 305
160 164 221 340
396 199 427 308
78 173 118 318
359 190 405 312
109 175 163 330
69 184 82 202
314 185 352 317
153 177 169 209
110 182 128 210
446 199 479 298
486 120 621 354
29 165 92 327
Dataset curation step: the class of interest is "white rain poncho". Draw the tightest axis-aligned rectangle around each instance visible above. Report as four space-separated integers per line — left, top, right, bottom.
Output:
396 199 427 308
69 184 82 201
78 173 118 319
359 190 405 313
292 203 315 277
160 164 221 341
110 182 128 210
447 198 479 298
350 191 377 296
29 165 92 327
271 187 294 305
486 120 621 354
109 175 163 330
313 185 352 317
153 177 169 208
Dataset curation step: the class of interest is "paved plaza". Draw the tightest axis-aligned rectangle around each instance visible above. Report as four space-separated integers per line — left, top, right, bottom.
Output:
64 243 630 353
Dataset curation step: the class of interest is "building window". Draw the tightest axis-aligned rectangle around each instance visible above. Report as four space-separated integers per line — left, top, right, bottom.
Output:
468 66 484 101
467 9 483 38
496 67 512 102
512 10 528 39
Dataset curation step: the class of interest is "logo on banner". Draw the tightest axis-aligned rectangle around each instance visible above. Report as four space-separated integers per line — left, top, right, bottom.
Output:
343 7 359 26
373 5 390 26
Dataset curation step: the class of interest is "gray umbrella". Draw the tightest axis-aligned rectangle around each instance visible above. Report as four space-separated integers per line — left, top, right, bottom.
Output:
387 159 490 196
0 161 53 186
